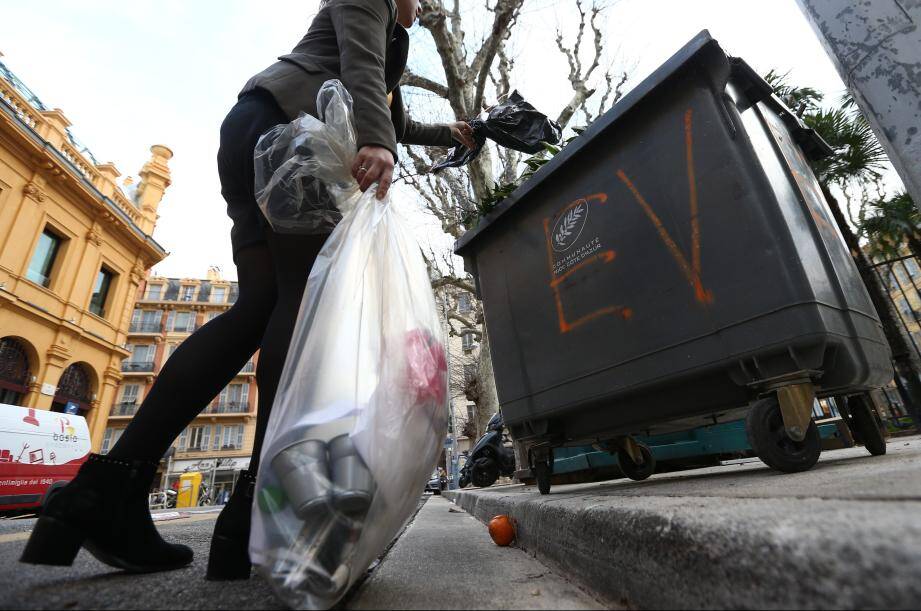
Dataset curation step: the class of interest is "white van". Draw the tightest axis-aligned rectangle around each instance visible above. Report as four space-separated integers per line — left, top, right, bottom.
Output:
0 403 90 512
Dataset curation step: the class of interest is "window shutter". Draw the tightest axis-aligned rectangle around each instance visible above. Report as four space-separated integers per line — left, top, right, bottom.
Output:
201 426 211 451
213 425 223 450
235 425 244 449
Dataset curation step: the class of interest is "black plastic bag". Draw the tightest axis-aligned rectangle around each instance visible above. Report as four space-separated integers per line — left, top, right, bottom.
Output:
433 90 562 172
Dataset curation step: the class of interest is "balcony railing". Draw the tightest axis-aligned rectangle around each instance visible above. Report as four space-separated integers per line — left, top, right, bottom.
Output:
207 402 249 414
129 322 162 333
122 361 155 373
168 325 196 334
113 402 139 417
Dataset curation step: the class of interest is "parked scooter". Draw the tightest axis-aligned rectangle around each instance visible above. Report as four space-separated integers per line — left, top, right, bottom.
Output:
459 412 516 488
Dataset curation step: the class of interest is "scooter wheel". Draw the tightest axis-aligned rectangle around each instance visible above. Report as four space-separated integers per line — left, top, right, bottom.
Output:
471 458 499 488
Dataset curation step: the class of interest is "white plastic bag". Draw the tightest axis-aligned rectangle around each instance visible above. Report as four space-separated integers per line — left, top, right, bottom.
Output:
250 80 449 610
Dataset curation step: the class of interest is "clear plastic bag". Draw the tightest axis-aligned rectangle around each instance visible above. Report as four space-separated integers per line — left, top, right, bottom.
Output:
254 81 361 233
250 80 449 610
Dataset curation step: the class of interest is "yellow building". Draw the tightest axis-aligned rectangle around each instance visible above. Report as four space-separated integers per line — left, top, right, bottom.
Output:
101 269 259 500
0 54 171 451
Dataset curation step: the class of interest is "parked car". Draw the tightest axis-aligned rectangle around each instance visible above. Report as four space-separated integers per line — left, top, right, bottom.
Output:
424 469 446 495
0 403 90 514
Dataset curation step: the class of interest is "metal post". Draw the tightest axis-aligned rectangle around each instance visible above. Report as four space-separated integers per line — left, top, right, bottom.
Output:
795 0 921 208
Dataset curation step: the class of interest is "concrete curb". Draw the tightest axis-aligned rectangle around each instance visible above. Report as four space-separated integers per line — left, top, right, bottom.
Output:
444 487 921 609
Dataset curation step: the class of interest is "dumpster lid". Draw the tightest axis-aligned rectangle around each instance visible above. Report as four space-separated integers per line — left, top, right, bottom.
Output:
454 30 720 257
453 30 829 257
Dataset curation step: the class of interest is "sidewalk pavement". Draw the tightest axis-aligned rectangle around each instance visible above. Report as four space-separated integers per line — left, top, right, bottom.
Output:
446 436 921 610
0 496 600 609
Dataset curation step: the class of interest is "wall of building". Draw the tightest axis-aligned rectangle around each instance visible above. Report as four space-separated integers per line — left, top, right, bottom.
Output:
0 58 170 451
100 270 260 495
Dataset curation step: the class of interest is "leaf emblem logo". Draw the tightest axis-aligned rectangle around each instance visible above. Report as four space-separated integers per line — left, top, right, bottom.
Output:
552 201 588 252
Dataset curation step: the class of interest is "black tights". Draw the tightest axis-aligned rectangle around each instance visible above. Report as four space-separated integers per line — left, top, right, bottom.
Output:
108 231 328 473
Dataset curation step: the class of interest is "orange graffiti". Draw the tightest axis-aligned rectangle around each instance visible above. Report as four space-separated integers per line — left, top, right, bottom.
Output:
543 194 630 334
616 108 713 304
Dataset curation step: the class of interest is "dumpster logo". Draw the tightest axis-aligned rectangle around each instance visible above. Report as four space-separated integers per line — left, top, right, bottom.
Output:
551 200 588 252
542 108 713 335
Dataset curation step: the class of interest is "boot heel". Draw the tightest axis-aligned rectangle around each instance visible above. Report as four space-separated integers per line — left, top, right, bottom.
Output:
20 516 85 566
206 535 252 581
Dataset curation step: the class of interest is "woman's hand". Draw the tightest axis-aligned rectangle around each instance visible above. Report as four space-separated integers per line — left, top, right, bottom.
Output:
450 121 476 150
351 145 395 200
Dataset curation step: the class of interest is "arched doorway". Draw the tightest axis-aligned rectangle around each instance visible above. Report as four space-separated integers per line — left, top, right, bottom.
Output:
52 363 94 417
0 337 32 406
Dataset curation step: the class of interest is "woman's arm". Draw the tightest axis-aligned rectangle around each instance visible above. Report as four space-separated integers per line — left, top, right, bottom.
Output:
328 0 397 158
402 120 475 150
328 0 399 198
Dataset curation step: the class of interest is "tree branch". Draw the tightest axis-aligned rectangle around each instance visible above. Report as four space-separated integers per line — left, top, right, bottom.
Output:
471 0 523 112
400 69 450 98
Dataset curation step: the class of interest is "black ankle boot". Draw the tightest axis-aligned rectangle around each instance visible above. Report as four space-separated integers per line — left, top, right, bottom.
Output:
20 454 193 573
206 469 256 581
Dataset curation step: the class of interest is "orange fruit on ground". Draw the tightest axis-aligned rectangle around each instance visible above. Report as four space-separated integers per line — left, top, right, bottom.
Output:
488 515 516 546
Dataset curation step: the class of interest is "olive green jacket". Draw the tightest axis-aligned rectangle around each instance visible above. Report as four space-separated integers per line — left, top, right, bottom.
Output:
240 0 454 159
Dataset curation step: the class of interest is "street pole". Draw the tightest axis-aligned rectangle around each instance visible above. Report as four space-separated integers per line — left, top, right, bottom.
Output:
794 0 921 209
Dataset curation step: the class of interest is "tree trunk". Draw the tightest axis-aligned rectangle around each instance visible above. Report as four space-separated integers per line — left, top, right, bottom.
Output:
474 327 501 439
824 186 921 426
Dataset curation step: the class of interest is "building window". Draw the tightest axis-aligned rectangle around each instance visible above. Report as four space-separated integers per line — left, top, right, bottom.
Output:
213 424 245 451
26 228 63 288
168 311 194 333
466 403 475 423
211 287 226 303
146 283 163 300
120 384 140 404
457 293 472 313
131 309 162 333
123 344 156 372
181 285 196 302
462 331 477 352
100 428 123 455
464 363 477 384
217 383 249 412
89 267 115 317
183 426 211 452
905 258 921 278
208 311 221 322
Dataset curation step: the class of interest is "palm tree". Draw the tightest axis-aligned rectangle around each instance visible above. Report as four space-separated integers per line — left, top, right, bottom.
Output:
768 72 921 426
861 192 921 260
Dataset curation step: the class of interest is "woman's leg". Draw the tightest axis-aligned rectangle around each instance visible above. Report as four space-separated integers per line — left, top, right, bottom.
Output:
248 230 330 473
205 230 327 581
109 243 277 462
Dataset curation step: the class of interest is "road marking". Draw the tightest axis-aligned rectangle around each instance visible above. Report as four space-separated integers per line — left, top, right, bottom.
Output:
0 512 218 545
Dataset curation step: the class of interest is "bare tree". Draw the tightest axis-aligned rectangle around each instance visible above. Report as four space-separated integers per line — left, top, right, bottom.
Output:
403 0 632 439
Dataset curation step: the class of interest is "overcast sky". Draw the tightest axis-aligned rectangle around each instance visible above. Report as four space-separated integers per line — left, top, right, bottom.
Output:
1 0 853 280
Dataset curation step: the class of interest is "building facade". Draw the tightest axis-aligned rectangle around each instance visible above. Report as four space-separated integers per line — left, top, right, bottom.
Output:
101 269 258 500
438 287 481 482
0 54 171 450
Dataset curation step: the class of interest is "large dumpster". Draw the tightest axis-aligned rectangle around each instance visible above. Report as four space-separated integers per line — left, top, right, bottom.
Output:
454 31 892 493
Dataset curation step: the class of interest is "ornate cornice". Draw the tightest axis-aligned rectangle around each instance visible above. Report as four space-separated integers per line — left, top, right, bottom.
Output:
23 181 46 203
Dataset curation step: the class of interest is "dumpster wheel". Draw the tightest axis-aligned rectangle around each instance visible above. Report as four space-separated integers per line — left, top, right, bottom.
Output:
617 443 656 481
844 395 887 456
746 397 821 473
531 449 554 495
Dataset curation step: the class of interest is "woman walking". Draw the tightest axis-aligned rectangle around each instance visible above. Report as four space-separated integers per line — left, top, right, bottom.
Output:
21 0 473 580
